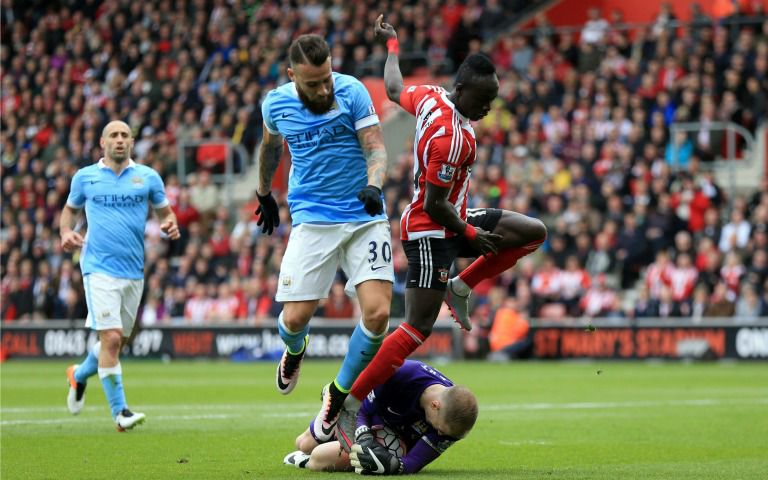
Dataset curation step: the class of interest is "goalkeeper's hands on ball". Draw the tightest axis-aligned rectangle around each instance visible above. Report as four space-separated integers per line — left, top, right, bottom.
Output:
349 425 403 475
350 442 403 475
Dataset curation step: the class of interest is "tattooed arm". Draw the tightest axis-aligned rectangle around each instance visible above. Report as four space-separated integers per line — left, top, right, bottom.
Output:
257 124 284 196
356 124 388 189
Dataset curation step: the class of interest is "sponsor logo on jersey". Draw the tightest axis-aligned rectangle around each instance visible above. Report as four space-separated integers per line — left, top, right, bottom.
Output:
283 124 347 149
92 194 145 207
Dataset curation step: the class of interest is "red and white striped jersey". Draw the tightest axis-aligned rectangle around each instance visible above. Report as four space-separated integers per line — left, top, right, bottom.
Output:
645 261 672 300
398 85 476 241
668 266 698 302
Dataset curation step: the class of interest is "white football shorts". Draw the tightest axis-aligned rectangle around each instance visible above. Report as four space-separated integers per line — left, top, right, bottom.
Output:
276 220 395 302
83 272 144 337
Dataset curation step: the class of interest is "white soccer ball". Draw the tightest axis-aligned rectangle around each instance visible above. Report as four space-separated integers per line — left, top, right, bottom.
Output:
373 424 407 457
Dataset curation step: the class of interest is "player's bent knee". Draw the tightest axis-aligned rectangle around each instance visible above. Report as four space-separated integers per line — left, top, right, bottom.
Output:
362 307 390 334
100 331 122 353
297 431 316 453
530 218 547 243
282 312 312 332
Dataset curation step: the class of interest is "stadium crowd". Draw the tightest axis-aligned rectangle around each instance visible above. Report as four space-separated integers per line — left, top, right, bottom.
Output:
2 1 767 350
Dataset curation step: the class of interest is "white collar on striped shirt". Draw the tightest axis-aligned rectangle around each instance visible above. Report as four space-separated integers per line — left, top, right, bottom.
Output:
440 92 470 125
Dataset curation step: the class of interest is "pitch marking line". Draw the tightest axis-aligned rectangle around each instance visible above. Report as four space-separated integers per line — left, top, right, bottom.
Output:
1 413 237 426
3 397 766 425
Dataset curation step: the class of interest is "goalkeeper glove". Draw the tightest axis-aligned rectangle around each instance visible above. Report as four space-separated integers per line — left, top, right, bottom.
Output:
254 191 280 235
350 443 403 475
357 185 384 216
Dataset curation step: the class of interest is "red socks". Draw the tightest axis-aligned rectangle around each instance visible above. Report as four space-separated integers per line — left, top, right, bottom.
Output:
459 241 544 288
350 323 425 401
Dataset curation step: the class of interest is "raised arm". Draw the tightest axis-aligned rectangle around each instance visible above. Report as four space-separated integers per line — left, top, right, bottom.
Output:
375 15 404 104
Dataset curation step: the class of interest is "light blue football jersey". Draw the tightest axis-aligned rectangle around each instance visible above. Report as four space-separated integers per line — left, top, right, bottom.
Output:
261 72 386 225
66 159 169 279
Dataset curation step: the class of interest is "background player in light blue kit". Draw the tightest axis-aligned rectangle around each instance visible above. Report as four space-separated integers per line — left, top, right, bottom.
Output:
255 34 393 442
62 120 180 431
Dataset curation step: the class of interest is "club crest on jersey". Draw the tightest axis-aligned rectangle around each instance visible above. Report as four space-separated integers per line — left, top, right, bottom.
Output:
437 163 456 183
131 176 144 188
281 276 292 288
438 268 449 283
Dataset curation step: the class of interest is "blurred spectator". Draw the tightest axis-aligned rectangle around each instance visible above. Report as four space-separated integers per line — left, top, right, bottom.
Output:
319 281 355 319
580 8 609 45
719 208 752 253
705 282 736 317
558 255 590 316
665 131 694 170
656 286 682 318
734 283 766 320
189 171 220 234
585 232 614 278
531 255 561 315
185 283 212 325
208 282 241 323
615 212 647 289
580 274 618 318
668 252 698 305
487 298 531 361
689 283 710 321
634 285 659 318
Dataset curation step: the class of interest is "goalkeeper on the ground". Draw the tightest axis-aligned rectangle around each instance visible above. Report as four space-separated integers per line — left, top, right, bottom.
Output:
283 360 478 474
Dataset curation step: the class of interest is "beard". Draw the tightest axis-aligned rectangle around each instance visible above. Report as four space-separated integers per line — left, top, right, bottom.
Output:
297 85 335 114
110 147 130 163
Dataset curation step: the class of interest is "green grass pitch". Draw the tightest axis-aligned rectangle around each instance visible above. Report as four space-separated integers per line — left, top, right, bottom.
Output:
1 359 767 479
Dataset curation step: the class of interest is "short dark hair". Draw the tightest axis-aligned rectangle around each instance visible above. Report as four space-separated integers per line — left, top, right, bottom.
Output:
289 34 330 67
441 386 478 438
455 53 496 85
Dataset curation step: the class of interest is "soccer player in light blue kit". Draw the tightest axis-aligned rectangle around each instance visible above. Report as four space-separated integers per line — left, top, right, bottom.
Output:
61 120 180 431
255 34 393 442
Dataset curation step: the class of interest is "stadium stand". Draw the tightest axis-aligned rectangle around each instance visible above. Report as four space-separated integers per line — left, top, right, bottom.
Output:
1 1 767 341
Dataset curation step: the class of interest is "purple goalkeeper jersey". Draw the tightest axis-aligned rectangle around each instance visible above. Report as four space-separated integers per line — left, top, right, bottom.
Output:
357 360 458 474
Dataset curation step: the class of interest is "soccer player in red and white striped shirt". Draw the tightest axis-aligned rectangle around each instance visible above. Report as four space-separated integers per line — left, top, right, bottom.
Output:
333 17 547 462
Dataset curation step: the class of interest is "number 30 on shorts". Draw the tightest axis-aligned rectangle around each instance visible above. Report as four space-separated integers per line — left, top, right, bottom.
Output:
368 241 392 264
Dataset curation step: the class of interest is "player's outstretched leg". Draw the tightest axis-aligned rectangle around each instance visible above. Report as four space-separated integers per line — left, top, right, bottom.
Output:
66 341 101 415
